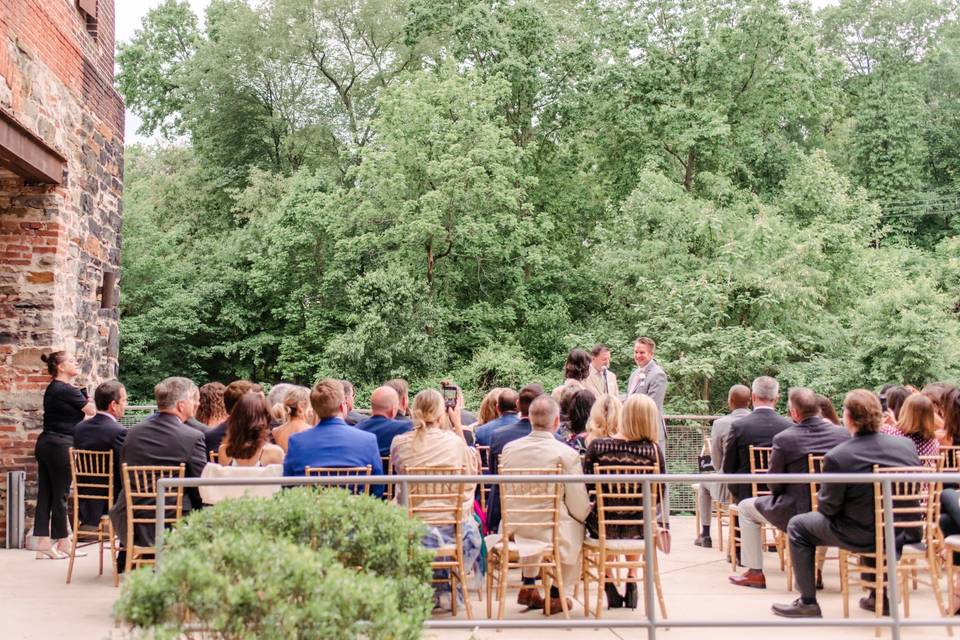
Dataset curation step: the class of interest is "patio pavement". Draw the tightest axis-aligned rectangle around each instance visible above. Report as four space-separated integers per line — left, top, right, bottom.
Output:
0 516 955 639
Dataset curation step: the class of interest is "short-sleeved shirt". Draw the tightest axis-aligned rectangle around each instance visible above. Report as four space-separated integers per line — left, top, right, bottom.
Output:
42 380 88 436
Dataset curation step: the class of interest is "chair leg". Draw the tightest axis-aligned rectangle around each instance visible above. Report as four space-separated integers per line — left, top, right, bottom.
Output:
654 550 668 619
449 565 457 617
544 568 552 617
596 552 605 619
716 504 724 552
458 552 473 619
497 554 508 620
554 558 569 620
485 552 494 619
839 550 849 618
581 549 590 617
65 522 81 584
109 520 119 588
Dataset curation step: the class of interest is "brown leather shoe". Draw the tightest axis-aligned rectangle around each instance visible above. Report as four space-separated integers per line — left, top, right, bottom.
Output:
517 587 541 607
526 589 546 610
728 569 766 589
543 596 573 615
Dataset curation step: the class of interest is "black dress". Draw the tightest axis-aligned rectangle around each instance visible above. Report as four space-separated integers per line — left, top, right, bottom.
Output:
34 380 88 538
584 438 666 539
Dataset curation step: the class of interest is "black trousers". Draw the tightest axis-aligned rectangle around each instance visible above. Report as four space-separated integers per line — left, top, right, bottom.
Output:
33 432 73 538
788 511 874 601
940 489 960 563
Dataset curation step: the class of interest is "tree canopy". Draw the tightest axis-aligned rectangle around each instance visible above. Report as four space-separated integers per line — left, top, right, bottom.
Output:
117 0 960 408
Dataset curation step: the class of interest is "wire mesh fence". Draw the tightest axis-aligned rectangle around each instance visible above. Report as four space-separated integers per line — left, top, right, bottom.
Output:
120 406 715 512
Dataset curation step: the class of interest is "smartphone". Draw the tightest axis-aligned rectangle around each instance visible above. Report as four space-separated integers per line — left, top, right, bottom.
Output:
441 384 458 410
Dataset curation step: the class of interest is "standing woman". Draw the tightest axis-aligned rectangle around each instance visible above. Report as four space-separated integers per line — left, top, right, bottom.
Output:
35 351 95 559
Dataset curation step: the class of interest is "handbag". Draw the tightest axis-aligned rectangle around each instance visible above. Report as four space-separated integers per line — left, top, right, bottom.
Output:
697 438 715 473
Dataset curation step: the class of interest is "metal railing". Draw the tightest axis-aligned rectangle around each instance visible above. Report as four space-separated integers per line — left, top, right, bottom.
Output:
154 471 960 639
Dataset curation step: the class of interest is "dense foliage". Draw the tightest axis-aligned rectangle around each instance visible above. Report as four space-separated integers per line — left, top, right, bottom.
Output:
113 489 434 639
118 0 960 410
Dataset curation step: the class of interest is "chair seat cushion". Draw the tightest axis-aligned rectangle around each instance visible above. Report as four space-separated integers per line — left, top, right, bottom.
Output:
583 536 647 552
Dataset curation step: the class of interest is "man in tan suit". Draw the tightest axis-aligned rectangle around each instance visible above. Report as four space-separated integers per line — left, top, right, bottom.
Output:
584 344 618 397
499 395 590 613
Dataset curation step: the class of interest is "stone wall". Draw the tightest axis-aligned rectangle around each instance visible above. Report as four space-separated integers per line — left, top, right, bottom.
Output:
0 0 123 545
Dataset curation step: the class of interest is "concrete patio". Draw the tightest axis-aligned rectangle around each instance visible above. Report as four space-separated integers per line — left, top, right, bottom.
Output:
0 516 954 639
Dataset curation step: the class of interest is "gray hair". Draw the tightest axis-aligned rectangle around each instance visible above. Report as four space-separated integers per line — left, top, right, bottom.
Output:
267 383 296 407
155 377 198 410
529 395 560 430
752 376 779 402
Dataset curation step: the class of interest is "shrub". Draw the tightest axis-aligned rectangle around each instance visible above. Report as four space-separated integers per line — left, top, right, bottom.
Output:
114 489 434 639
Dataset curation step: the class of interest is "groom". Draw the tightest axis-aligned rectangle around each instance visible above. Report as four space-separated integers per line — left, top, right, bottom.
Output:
626 336 668 445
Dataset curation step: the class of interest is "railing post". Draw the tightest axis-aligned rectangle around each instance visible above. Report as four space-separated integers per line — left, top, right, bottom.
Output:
881 478 901 640
642 478 657 640
155 480 166 566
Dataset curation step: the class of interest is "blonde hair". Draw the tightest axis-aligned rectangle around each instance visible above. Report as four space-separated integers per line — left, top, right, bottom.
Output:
586 394 622 442
898 393 937 440
477 388 506 425
411 388 445 439
279 386 311 422
620 394 659 442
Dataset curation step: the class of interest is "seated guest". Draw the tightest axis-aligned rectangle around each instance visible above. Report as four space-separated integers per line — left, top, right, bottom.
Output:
880 393 940 460
385 378 412 420
500 395 589 613
283 379 383 497
584 393 621 446
584 393 666 609
73 379 128 528
486 384 545 532
204 380 262 455
110 377 207 553
391 389 481 604
695 384 751 547
881 385 911 427
475 388 520 447
218 392 285 467
467 387 506 431
266 383 296 428
729 388 849 589
584 344 618 397
341 380 366 425
723 376 794 504
355 386 412 456
271 386 314 452
816 394 840 426
773 390 921 618
943 386 960 446
196 382 228 428
558 388 595 454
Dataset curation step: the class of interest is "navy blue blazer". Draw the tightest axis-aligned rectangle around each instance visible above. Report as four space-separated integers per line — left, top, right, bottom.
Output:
354 414 412 457
204 420 228 455
73 412 127 526
284 417 384 497
475 412 520 447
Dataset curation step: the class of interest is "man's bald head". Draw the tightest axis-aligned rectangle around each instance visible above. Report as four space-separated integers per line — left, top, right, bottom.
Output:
728 384 751 410
370 386 400 419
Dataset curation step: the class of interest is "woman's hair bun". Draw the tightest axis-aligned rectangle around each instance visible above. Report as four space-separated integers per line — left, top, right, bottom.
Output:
40 354 49 363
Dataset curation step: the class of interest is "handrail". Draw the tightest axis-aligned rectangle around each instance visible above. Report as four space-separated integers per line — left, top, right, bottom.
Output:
154 470 959 639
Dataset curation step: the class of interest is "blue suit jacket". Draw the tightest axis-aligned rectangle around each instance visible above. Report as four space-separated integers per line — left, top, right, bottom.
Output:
475 412 520 447
354 414 412 457
284 417 384 497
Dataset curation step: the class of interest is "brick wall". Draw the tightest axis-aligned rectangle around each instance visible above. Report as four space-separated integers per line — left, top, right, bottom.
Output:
0 0 123 545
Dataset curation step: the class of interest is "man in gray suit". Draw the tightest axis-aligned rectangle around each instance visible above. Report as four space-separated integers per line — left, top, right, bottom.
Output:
626 336 668 442
694 384 752 548
110 377 207 557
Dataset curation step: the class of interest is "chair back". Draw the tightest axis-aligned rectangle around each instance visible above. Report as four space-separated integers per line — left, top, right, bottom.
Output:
122 464 186 546
592 464 660 542
404 465 465 526
70 448 115 517
499 465 563 549
807 453 826 511
919 454 942 470
872 466 936 550
748 445 774 498
941 446 960 473
304 465 372 495
381 456 394 500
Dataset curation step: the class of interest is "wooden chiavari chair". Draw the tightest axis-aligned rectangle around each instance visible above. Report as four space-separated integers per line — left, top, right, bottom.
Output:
728 446 784 572
405 465 473 619
486 465 569 619
941 446 960 473
838 466 950 637
304 465 372 495
581 464 667 620
477 445 491 512
121 463 186 575
67 448 118 585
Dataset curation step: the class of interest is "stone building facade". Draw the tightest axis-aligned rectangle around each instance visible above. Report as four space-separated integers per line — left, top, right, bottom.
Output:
0 0 123 544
